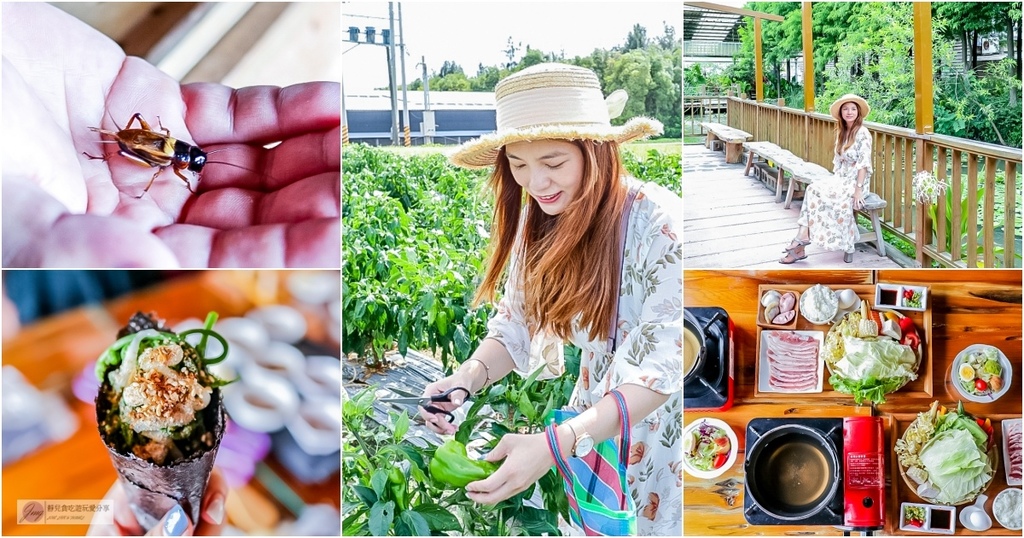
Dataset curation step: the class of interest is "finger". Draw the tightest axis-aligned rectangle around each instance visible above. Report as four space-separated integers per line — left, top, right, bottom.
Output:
181 82 339 146
154 218 339 268
196 470 227 535
183 173 339 228
196 127 340 192
145 504 193 537
90 480 144 536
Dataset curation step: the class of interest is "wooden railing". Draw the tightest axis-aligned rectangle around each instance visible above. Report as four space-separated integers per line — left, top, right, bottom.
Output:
727 95 1022 268
683 94 729 139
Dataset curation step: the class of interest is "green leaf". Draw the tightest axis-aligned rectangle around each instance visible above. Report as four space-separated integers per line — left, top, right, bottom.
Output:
368 501 395 536
398 510 431 536
370 469 388 497
393 411 410 442
352 485 378 508
412 503 461 531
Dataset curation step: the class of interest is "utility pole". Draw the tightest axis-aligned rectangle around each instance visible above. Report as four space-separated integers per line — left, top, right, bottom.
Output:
387 2 400 145
398 2 410 146
419 56 434 145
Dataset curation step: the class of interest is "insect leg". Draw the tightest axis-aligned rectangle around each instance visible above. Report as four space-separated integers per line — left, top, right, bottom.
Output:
155 116 171 137
134 168 164 199
173 167 197 193
83 151 109 161
118 150 157 168
126 113 153 132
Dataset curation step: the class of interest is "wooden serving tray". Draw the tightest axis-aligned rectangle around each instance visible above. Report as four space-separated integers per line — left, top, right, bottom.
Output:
887 411 1022 536
753 284 933 400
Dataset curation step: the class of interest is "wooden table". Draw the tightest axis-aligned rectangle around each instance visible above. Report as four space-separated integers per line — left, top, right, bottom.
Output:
1 272 340 535
684 270 1022 536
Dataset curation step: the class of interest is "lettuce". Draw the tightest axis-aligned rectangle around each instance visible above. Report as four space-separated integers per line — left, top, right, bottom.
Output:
919 428 992 504
829 337 918 403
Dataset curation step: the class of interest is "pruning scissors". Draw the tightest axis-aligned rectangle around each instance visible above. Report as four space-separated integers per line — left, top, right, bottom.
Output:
378 386 471 423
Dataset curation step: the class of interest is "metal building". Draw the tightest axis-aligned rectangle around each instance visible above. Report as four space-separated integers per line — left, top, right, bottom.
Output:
344 91 496 146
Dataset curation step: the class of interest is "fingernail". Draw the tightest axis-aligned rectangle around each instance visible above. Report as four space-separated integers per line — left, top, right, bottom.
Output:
205 495 225 525
163 504 189 536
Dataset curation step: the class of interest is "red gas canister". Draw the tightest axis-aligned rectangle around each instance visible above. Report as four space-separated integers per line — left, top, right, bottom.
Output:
843 416 885 530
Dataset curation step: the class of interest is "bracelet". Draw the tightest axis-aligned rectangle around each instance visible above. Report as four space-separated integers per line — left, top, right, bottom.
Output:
463 358 491 390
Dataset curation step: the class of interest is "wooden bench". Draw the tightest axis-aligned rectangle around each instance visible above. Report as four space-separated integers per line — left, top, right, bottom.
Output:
744 141 889 256
701 122 752 164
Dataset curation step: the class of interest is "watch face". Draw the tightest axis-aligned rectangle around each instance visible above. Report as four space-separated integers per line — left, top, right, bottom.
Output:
575 436 595 457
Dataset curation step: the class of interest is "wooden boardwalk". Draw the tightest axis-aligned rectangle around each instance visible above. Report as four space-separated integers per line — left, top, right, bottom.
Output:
683 145 903 269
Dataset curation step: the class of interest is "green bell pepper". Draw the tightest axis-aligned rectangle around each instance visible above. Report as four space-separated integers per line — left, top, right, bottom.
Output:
429 440 499 488
388 466 408 511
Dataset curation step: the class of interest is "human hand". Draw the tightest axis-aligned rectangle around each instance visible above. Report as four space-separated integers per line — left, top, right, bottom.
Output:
2 3 339 267
465 432 554 505
88 469 228 536
419 374 475 435
853 189 866 210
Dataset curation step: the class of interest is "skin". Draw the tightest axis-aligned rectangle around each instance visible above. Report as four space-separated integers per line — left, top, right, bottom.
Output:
782 100 867 262
505 139 585 216
2 3 340 268
87 469 228 536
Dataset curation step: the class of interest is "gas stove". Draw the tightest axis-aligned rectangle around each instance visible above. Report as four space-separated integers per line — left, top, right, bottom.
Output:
683 307 733 411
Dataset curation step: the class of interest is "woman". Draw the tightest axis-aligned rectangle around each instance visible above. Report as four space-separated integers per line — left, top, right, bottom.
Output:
780 94 873 264
420 63 682 535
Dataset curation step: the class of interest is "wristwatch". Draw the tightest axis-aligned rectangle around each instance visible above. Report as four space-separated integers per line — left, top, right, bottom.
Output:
567 422 594 458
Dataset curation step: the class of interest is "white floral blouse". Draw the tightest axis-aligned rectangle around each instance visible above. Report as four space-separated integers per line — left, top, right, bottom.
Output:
486 179 683 535
797 126 873 252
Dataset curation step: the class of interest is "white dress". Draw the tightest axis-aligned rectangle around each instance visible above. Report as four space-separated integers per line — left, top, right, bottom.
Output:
796 126 873 253
486 179 683 535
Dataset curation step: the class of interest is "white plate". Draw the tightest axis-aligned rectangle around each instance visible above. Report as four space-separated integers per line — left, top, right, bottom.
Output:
758 330 824 393
682 418 738 479
951 344 1013 403
993 487 1023 530
1003 419 1022 486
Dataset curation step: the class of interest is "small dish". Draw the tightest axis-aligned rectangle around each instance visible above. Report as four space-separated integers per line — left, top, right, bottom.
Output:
1003 419 1022 486
959 494 993 532
875 283 928 312
757 289 799 329
951 344 1013 403
758 330 824 394
682 418 737 479
900 502 955 534
993 487 1022 530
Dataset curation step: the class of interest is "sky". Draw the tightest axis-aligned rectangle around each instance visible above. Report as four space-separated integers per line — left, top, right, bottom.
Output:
342 1 681 92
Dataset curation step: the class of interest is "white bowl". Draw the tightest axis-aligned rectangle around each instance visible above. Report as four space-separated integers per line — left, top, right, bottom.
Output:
682 418 738 479
993 487 1023 530
799 284 839 325
951 344 1013 403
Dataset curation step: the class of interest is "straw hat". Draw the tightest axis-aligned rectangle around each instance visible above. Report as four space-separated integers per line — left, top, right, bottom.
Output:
829 94 870 122
449 63 663 169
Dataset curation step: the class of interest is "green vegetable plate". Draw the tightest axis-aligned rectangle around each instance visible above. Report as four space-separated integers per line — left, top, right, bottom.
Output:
952 344 1013 403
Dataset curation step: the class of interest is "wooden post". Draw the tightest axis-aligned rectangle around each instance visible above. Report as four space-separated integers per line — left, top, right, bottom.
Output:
802 2 814 112
777 99 784 145
755 17 764 102
913 3 934 135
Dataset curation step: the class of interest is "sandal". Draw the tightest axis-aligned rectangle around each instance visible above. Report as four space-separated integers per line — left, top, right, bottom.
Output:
782 237 811 254
779 246 807 264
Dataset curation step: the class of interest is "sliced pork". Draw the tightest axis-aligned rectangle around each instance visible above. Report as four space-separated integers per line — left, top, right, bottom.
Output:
1007 420 1022 482
766 331 820 392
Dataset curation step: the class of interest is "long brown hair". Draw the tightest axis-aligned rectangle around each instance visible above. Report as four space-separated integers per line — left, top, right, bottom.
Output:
835 102 864 155
474 140 628 342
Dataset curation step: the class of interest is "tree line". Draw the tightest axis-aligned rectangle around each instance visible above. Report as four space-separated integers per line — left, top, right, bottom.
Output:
405 23 682 138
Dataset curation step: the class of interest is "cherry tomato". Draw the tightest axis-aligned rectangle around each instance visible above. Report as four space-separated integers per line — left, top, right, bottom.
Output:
713 452 728 469
975 378 988 391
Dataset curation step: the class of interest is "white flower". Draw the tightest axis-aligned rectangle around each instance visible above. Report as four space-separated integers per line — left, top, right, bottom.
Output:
912 170 949 205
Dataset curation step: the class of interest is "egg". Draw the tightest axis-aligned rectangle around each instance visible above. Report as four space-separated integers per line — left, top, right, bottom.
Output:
837 289 859 310
959 363 976 383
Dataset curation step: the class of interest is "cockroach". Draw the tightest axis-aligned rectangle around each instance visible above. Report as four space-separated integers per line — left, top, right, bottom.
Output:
83 112 259 198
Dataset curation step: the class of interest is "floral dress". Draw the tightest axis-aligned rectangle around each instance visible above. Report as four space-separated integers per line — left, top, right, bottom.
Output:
486 179 683 536
796 126 873 253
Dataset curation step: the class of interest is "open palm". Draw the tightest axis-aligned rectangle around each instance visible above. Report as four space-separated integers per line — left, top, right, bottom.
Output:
2 3 340 267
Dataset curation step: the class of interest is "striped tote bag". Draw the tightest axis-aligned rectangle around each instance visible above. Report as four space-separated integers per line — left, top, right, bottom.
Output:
544 390 636 536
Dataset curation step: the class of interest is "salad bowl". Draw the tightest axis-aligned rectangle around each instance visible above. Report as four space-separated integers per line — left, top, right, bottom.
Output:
683 418 737 479
951 344 1012 403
